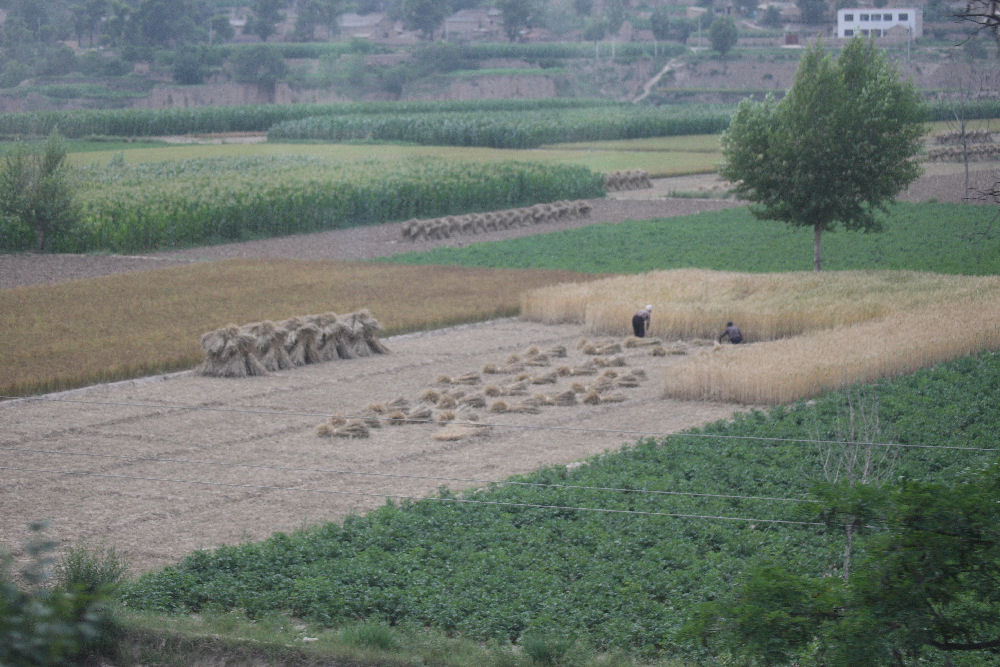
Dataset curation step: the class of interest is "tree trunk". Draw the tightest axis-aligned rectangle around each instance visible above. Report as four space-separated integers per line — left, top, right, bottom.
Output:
813 223 822 272
843 519 855 580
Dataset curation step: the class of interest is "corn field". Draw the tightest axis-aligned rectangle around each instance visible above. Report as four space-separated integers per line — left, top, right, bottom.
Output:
53 156 602 253
0 99 614 139
267 106 735 149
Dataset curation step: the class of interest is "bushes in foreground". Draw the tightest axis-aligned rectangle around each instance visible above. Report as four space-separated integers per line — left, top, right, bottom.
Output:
2 523 127 666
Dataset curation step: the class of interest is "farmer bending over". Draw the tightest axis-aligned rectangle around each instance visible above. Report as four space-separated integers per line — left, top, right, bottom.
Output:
632 305 652 337
718 321 743 344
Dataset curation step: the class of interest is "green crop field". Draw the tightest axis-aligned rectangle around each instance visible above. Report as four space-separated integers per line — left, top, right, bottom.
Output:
381 202 1000 276
1 155 603 253
66 141 722 177
267 105 735 148
121 351 1000 664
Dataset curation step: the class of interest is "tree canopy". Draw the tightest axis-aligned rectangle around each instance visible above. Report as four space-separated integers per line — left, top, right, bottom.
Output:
709 16 738 57
688 458 1000 664
720 38 925 271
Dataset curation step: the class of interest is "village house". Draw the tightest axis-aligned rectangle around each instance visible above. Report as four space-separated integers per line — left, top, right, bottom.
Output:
836 7 923 38
443 8 504 41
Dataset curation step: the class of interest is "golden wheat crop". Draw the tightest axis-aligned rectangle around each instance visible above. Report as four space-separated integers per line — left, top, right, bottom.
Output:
521 269 1000 404
1 259 597 397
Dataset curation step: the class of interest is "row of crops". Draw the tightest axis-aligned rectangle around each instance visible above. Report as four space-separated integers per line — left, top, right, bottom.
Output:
5 156 603 253
120 351 1000 660
268 105 736 149
0 98 616 139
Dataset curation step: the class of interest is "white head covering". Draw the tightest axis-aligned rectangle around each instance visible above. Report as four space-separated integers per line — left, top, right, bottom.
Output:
645 304 652 311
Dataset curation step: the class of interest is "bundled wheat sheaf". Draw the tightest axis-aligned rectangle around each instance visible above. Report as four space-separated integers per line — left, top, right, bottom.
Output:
927 142 1000 162
933 130 994 144
400 200 592 241
315 340 649 439
602 169 653 192
198 309 388 378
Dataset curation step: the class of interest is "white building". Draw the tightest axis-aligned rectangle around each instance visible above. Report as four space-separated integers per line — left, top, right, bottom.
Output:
836 8 922 39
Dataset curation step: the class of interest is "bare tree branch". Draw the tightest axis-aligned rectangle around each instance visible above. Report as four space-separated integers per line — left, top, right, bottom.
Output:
956 0 1000 39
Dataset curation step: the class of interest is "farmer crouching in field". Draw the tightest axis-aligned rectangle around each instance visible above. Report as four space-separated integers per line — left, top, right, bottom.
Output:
718 321 743 344
631 305 652 337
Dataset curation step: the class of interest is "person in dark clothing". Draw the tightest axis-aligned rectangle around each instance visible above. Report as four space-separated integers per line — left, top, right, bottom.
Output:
632 305 652 337
718 321 743 344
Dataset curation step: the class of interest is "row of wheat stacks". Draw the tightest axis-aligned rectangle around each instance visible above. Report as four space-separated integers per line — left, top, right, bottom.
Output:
198 310 388 378
401 200 592 241
604 170 653 192
927 130 998 161
317 337 660 439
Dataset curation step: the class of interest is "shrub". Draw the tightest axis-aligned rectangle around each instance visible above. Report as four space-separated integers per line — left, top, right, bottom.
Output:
55 542 130 596
0 131 79 251
0 522 122 666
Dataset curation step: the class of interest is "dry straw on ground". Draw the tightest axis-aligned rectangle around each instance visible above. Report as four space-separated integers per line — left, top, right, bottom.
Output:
522 269 1000 405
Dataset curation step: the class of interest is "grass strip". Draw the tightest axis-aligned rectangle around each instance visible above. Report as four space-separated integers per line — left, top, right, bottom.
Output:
0 259 601 398
380 202 1000 276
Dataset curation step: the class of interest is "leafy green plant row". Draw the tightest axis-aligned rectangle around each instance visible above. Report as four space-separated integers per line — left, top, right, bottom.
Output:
0 99 616 139
2 156 603 254
381 202 1000 276
120 351 1000 661
268 105 736 149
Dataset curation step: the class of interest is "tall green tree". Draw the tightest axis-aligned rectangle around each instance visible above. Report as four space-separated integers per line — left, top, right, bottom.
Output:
293 0 349 41
709 15 738 57
0 132 79 252
720 38 924 271
649 5 671 54
397 0 451 39
497 0 534 42
688 459 1000 664
797 0 828 23
246 0 287 41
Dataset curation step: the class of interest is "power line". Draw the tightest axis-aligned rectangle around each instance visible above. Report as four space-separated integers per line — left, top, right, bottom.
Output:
0 465 830 528
3 394 996 453
0 445 818 505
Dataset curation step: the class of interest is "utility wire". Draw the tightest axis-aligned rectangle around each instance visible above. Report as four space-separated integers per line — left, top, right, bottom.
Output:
0 465 830 528
3 394 996 453
0 445 818 505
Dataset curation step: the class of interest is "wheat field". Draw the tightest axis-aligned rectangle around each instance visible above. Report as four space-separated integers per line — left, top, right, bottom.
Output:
521 269 1000 403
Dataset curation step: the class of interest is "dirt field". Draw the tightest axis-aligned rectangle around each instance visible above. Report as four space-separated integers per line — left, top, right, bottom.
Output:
1 321 743 573
1 166 995 573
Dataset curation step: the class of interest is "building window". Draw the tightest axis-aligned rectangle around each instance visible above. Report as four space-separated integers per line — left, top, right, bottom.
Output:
883 13 892 20
898 12 908 20
861 28 869 34
844 12 854 20
860 13 869 20
844 29 854 36
872 28 882 36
